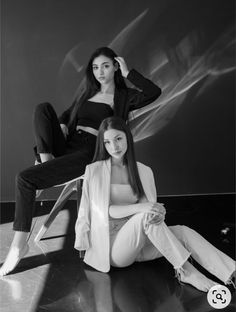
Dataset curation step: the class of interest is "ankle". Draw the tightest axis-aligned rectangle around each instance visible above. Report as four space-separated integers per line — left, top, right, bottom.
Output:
9 243 28 255
11 231 28 248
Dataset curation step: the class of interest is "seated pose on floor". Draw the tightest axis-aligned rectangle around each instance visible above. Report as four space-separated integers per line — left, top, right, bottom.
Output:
0 47 161 277
74 116 235 292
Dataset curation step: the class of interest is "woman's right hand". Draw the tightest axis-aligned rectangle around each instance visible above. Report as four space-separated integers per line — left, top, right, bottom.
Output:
140 202 166 215
114 57 129 78
60 124 69 138
141 202 166 225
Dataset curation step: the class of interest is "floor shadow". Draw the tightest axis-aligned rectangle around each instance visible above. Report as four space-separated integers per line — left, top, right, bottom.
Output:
29 195 236 312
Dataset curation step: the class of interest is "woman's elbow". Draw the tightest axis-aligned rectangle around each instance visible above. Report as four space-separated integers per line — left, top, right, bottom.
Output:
109 205 120 219
109 206 115 218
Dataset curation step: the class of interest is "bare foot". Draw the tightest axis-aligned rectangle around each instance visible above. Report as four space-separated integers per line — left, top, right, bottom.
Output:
177 261 218 292
0 244 29 277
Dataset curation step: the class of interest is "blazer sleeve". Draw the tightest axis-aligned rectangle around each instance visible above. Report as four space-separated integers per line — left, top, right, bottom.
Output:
127 69 162 112
139 162 157 202
74 165 91 250
147 166 157 202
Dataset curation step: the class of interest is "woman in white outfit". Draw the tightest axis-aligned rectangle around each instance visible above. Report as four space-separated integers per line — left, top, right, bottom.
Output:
74 116 235 292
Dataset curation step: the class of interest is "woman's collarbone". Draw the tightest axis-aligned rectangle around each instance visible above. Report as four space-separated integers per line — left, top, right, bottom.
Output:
88 93 114 106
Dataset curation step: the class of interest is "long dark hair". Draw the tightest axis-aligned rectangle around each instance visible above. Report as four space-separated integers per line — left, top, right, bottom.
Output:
68 47 127 128
93 117 145 199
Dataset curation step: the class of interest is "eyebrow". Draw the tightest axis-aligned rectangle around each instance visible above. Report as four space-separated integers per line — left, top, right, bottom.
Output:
92 61 110 66
104 134 122 141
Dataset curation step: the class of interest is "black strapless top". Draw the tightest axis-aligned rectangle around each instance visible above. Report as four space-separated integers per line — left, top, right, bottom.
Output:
77 100 113 130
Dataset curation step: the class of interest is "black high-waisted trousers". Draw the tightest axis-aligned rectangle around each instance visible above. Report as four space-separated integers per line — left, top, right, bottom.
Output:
13 102 96 232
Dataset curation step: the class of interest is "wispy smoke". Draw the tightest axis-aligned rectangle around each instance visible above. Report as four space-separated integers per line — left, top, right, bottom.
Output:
59 10 235 142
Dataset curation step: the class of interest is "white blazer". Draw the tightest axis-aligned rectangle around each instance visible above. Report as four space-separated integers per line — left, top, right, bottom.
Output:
74 158 157 272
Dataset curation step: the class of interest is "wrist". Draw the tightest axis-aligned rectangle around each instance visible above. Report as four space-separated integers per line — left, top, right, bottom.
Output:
123 70 129 78
137 203 146 213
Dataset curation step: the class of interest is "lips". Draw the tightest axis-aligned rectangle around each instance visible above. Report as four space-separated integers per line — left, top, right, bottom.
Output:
113 151 121 155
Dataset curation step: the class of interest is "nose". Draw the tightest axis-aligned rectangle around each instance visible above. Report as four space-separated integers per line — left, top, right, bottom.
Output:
111 141 119 151
99 67 104 75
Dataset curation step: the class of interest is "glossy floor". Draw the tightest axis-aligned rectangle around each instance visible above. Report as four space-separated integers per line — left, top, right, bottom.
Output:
0 199 235 312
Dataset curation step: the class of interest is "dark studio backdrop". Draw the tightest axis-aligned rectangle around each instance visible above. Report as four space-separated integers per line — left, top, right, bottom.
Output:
1 0 235 202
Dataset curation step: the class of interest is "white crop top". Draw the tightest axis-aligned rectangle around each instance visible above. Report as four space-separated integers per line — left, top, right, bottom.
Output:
110 184 138 205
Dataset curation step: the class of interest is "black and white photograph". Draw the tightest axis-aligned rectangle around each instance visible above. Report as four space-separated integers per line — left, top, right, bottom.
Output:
0 0 235 311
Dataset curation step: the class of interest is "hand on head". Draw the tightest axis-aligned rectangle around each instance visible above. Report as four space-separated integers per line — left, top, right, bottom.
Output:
114 57 129 78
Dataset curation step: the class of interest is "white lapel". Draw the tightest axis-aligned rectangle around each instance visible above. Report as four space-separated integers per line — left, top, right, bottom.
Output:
138 163 157 203
102 159 111 221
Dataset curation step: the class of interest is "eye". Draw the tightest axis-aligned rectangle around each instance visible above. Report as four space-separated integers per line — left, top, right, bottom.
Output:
104 141 110 145
116 137 122 141
92 66 98 71
104 64 110 69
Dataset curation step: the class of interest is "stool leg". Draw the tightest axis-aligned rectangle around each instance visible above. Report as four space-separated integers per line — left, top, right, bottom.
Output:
76 179 84 258
34 181 76 242
76 179 83 212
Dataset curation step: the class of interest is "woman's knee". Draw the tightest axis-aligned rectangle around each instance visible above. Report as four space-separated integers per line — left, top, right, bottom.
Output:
16 171 25 186
15 169 35 191
126 213 149 234
130 212 146 224
34 102 53 118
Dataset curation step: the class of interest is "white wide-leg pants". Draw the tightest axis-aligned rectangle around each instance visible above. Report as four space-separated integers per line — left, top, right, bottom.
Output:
110 212 235 284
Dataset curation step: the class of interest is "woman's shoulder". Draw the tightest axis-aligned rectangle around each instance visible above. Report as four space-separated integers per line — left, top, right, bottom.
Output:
137 161 153 173
83 161 105 178
86 160 107 171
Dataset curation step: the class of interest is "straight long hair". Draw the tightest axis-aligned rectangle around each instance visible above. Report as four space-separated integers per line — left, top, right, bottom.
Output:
93 117 145 199
68 47 127 128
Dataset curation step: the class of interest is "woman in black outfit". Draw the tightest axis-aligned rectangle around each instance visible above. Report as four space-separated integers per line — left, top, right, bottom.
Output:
0 46 161 276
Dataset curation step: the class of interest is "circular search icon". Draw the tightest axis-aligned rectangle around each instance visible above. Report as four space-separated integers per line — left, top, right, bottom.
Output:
207 285 232 309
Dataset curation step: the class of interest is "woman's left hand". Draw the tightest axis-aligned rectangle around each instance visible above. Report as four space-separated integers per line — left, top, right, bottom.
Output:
114 57 129 78
147 203 166 225
147 213 165 225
